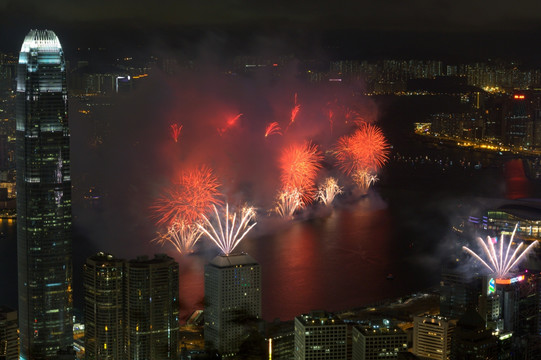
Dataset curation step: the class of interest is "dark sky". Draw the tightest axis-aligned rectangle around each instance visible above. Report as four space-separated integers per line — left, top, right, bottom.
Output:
1 0 541 61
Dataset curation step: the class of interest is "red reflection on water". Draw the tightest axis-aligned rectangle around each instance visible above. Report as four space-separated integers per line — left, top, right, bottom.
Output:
176 255 205 321
245 200 394 321
504 159 531 199
173 197 404 322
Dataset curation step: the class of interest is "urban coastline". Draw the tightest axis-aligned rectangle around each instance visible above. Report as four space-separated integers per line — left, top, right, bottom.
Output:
2 27 541 360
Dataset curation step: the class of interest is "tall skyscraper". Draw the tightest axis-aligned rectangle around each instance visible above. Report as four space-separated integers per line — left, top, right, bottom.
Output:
83 252 124 360
16 29 72 360
204 253 262 357
125 254 179 360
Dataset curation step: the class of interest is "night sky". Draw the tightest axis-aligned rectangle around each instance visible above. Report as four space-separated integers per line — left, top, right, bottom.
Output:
1 0 541 62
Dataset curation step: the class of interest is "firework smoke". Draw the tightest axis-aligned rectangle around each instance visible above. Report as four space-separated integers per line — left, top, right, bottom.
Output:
198 203 257 255
463 225 538 278
317 177 343 206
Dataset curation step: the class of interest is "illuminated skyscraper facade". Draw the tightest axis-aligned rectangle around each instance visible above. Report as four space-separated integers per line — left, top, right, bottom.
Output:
16 30 72 360
204 253 262 357
125 255 179 360
83 253 124 360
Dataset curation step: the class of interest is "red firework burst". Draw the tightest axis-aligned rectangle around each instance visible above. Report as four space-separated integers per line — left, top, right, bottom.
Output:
218 113 243 136
334 123 390 175
264 122 282 138
279 142 323 204
152 165 222 226
170 123 183 142
286 93 300 131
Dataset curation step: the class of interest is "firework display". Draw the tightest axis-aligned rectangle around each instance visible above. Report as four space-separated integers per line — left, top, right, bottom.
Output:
317 177 343 206
286 93 300 131
279 142 323 206
275 188 303 218
170 123 183 143
151 88 391 253
151 165 222 226
334 122 389 192
218 113 243 135
153 220 203 254
198 203 257 255
264 122 282 138
463 225 538 278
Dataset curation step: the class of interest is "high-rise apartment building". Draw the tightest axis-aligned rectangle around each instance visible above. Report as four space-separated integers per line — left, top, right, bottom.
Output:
413 315 455 360
125 254 179 360
83 252 124 360
16 29 72 360
294 311 347 360
204 253 262 357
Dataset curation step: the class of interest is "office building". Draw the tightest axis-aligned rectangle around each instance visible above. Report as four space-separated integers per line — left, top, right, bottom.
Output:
16 29 73 359
413 315 455 360
125 254 179 360
0 306 18 360
204 253 262 357
352 322 407 360
294 311 347 360
83 252 124 360
450 308 498 360
440 268 481 319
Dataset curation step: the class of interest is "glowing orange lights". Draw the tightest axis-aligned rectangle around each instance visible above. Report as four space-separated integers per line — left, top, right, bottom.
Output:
514 94 525 100
495 275 525 285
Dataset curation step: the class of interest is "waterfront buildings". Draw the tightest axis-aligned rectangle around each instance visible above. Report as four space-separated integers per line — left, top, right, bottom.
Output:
16 29 73 359
352 322 407 360
83 252 124 360
293 311 347 360
125 254 179 360
413 315 455 360
204 253 262 357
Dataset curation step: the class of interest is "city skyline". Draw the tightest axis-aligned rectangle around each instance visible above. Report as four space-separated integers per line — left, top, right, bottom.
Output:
2 7 541 357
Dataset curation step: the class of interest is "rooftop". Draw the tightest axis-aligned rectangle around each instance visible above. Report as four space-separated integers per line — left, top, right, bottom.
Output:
209 252 259 268
296 311 344 326
20 30 62 53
